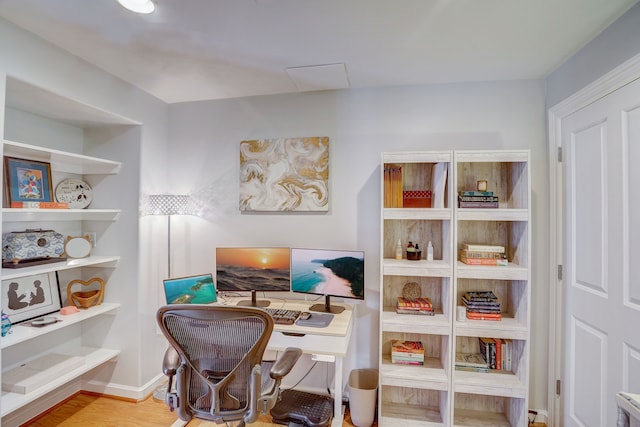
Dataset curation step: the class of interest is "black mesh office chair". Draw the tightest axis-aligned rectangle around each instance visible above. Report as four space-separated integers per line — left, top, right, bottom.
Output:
157 304 302 426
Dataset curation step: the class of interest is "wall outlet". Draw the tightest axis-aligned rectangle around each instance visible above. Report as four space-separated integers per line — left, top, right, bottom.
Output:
85 232 97 248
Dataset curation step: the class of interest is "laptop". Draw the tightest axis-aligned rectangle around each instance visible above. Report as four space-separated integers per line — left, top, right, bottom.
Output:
162 273 217 304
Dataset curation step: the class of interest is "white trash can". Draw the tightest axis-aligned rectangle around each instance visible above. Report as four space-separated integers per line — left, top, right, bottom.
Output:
348 369 378 427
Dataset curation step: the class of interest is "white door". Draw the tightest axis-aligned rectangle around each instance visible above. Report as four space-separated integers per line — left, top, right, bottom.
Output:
560 76 640 426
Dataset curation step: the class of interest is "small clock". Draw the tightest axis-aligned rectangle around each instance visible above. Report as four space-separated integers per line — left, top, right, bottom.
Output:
55 178 93 209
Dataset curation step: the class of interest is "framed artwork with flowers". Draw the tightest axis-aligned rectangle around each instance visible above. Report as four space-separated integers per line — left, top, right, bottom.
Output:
4 156 53 204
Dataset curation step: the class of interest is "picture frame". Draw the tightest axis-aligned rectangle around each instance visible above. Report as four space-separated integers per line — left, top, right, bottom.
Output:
2 272 62 324
4 156 54 204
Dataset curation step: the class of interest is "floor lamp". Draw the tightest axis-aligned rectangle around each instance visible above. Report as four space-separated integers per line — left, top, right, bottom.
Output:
147 194 195 279
146 194 195 402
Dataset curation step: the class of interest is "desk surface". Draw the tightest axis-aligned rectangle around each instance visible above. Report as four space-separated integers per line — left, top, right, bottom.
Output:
218 297 353 338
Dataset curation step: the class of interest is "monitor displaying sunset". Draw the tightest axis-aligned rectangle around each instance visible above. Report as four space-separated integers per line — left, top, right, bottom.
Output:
215 247 290 292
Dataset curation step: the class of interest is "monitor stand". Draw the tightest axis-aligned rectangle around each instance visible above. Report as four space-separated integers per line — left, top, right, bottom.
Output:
308 295 345 314
237 290 270 308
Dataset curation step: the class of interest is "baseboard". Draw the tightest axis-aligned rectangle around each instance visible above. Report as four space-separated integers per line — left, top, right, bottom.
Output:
82 372 167 401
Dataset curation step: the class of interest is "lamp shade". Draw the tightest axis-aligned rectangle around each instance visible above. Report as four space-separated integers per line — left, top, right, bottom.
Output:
145 194 195 216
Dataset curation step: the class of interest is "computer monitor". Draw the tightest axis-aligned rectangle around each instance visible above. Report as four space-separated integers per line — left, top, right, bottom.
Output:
163 273 217 305
290 248 365 314
215 247 291 307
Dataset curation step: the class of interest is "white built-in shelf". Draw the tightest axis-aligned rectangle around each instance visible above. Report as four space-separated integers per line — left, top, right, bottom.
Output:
382 311 450 336
1 256 120 281
1 303 120 349
453 370 527 398
454 318 528 340
383 208 452 221
381 355 449 390
1 346 120 416
3 139 121 175
380 402 445 427
453 408 511 427
383 259 452 278
455 209 528 221
455 262 528 280
2 208 121 222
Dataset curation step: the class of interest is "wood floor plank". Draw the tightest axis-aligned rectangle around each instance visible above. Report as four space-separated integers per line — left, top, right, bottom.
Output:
24 392 368 426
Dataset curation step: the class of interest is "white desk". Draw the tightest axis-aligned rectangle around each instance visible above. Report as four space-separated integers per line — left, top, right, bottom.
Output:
223 298 354 427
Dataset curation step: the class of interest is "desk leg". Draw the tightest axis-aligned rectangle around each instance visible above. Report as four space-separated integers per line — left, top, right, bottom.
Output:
332 356 344 427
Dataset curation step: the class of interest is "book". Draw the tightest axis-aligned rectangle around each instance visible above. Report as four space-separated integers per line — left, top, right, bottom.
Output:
458 191 494 197
478 338 496 369
467 312 502 321
10 201 69 209
494 338 502 371
397 297 432 309
458 196 499 202
391 340 425 356
459 256 508 266
396 308 435 315
391 340 424 365
458 201 499 208
463 291 498 301
455 365 490 373
455 352 488 368
459 250 506 259
461 243 505 253
390 358 424 365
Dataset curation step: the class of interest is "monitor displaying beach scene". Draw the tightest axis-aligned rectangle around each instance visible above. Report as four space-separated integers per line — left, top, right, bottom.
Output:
163 273 217 304
290 248 365 300
215 247 291 292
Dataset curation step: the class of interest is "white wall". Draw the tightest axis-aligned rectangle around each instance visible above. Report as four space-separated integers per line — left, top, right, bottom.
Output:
166 80 550 408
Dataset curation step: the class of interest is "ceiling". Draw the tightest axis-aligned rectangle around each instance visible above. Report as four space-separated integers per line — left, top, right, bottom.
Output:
0 0 638 104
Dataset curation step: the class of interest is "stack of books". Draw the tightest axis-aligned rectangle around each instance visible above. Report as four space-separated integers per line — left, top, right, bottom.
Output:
478 337 513 371
455 352 489 372
391 340 425 365
396 297 434 315
459 243 507 266
462 291 502 321
458 190 499 208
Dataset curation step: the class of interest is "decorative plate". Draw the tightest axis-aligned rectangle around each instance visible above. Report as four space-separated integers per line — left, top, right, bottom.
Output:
55 178 93 209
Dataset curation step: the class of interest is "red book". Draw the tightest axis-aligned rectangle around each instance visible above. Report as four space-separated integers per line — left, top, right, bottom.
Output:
467 312 502 321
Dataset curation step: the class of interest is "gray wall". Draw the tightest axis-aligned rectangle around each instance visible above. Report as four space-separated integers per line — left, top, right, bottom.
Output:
546 2 640 107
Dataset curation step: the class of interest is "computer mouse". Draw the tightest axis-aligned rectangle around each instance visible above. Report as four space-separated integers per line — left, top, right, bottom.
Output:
300 312 311 320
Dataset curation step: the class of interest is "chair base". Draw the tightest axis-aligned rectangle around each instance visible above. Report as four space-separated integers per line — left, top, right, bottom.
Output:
270 389 333 427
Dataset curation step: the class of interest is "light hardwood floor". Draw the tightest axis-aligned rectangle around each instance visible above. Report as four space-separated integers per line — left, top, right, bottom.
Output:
24 392 367 427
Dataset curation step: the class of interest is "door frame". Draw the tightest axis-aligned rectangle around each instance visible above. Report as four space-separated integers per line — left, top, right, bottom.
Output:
547 52 640 426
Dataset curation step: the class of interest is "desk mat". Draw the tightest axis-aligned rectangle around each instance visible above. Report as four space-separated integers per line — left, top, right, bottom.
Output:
295 312 334 328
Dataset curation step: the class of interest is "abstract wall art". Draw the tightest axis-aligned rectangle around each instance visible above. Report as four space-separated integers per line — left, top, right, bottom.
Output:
239 136 329 212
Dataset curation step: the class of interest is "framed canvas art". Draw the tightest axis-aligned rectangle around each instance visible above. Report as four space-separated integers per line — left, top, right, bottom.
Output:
2 272 62 324
239 137 329 212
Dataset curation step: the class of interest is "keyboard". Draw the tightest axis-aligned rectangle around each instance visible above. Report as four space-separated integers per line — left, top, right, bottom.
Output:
264 308 302 325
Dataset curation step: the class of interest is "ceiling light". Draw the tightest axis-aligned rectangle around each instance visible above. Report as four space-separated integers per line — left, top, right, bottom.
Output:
118 0 155 14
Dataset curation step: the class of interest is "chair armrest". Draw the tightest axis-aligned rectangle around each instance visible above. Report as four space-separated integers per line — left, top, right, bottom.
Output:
270 347 302 380
163 347 180 376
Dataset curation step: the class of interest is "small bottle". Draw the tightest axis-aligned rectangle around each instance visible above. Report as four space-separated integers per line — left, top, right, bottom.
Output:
395 239 403 260
1 312 12 337
427 241 434 261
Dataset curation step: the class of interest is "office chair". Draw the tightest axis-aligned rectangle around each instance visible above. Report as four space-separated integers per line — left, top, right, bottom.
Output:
157 304 302 427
